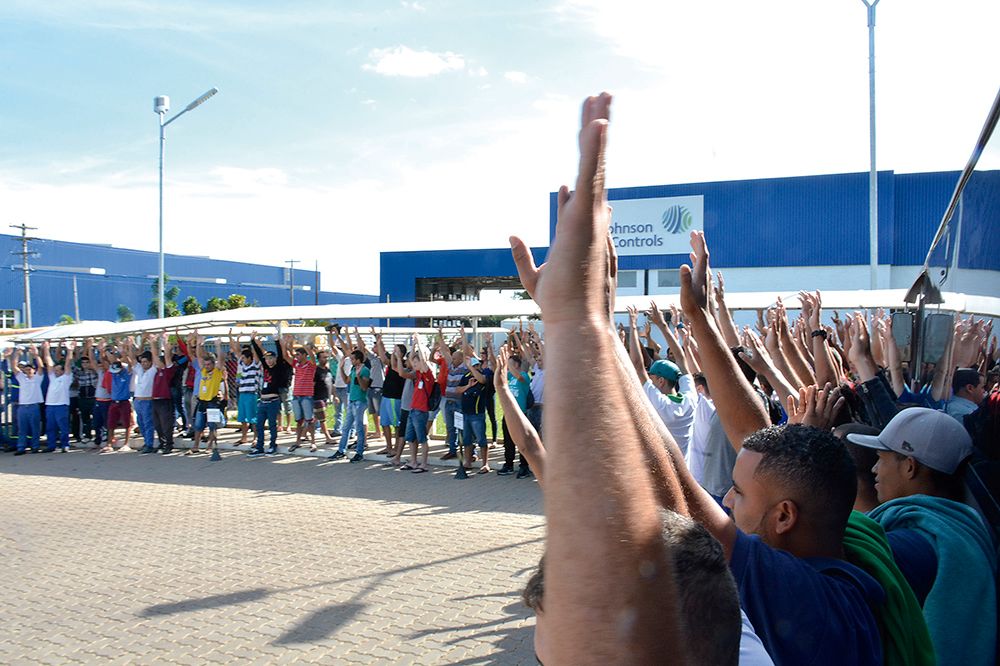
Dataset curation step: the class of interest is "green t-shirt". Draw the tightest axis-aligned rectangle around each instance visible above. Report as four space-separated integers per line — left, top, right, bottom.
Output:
349 365 370 403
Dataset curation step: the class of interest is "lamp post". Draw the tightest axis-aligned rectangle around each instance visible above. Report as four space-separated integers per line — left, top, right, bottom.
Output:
154 87 218 319
861 1 880 289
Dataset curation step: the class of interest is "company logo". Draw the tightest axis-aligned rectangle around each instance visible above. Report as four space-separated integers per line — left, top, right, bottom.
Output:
661 205 693 235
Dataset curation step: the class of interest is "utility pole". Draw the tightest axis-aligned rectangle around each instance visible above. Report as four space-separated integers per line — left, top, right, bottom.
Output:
73 275 80 322
285 259 299 306
314 259 319 306
10 223 38 327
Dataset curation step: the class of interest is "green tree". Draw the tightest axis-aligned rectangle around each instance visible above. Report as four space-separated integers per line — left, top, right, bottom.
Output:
116 304 135 322
149 275 181 318
226 294 248 310
182 296 203 315
304 319 331 328
205 297 230 312
57 314 75 326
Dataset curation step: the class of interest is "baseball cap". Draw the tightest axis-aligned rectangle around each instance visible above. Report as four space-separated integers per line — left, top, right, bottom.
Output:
846 407 973 474
649 359 681 382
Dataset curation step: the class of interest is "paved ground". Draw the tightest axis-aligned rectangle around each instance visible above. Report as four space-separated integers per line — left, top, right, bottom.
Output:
0 447 545 664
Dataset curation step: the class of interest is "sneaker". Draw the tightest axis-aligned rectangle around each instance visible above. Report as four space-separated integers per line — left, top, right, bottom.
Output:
265 447 278 456
347 442 356 450
140 447 154 455
331 430 342 437
14 450 26 456
349 453 364 463
247 450 266 458
440 452 457 460
516 466 532 479
288 443 300 452
329 451 346 460
160 446 174 454
496 464 514 476
60 446 70 453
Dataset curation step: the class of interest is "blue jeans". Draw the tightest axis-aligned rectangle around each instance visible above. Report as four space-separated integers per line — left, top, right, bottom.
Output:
17 403 41 452
444 399 460 454
404 409 429 444
338 401 368 456
254 398 281 452
134 400 155 449
45 404 71 450
92 401 109 445
333 387 349 432
463 413 487 449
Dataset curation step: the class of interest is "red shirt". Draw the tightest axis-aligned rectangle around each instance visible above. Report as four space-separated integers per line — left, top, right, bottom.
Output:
410 369 436 412
292 359 317 397
152 365 178 400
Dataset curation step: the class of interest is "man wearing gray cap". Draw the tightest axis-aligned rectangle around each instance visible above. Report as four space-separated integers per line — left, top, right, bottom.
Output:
848 407 997 666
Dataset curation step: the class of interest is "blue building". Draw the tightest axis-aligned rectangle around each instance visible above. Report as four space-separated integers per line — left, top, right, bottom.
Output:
0 236 376 327
379 169 999 325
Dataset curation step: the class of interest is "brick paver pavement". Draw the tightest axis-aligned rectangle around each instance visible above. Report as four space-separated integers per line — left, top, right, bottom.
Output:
0 448 544 664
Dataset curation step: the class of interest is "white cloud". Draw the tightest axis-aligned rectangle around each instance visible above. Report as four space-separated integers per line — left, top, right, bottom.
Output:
401 0 426 11
503 71 528 84
362 45 465 77
469 65 489 77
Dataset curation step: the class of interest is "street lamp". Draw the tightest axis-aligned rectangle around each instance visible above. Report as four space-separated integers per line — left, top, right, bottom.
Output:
154 87 219 319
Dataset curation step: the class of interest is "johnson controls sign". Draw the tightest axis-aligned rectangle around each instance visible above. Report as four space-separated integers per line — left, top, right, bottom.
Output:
609 195 704 256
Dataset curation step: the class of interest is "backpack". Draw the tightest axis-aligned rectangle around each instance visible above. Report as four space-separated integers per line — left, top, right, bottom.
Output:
427 382 442 412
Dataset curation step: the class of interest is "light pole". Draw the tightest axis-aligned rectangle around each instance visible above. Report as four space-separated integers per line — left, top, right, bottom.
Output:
154 87 218 319
861 0 880 289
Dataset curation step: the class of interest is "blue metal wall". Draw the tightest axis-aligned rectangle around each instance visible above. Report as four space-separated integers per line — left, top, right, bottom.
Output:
549 170 998 272
0 235 376 326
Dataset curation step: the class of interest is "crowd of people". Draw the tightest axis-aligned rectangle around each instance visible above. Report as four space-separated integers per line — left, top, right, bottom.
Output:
0 322 546 481
503 93 997 665
2 93 998 666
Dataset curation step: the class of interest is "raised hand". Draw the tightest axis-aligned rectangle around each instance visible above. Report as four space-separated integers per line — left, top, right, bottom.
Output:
786 383 844 431
626 305 640 329
648 301 667 329
511 93 613 326
494 345 511 392
679 231 710 316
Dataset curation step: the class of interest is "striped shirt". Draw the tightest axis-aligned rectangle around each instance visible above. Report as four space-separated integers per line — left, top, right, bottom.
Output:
237 360 261 393
292 359 316 397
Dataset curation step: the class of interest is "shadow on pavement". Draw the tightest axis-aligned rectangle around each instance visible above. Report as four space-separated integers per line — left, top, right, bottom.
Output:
275 601 366 645
0 450 543 517
141 588 271 617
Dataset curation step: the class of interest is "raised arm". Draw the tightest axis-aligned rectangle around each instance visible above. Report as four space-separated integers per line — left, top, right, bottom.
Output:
41 340 55 369
680 232 769 451
151 335 164 369
649 301 687 374
626 306 650 383
62 341 75 373
509 94 684 663
162 334 174 368
714 271 741 348
494 345 545 482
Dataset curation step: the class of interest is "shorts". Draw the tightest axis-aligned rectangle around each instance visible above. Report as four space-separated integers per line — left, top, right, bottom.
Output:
107 400 132 429
279 388 292 415
367 387 383 418
379 397 401 427
404 409 429 444
291 395 314 421
463 413 488 448
237 392 258 424
194 408 225 432
313 399 327 419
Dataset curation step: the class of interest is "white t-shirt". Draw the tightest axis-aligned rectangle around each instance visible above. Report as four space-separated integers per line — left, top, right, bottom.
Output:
686 393 717 486
333 349 348 389
17 372 44 405
132 365 156 398
740 609 775 665
642 373 697 455
45 372 73 406
530 365 544 405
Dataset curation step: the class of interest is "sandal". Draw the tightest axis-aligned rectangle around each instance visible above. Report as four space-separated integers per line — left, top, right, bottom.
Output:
411 466 428 474
478 466 491 474
288 443 300 452
185 449 200 456
400 463 415 470
309 445 317 452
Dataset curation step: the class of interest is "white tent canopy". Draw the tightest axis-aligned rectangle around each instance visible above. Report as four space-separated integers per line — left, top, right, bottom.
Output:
8 290 998 342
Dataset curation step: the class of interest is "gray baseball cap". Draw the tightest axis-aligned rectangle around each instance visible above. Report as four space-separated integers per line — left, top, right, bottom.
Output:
846 407 973 474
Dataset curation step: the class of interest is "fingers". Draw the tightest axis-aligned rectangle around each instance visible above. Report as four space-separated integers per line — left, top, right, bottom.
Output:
509 236 540 299
574 93 611 212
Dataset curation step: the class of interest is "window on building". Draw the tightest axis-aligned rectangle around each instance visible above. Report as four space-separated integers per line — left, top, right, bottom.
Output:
617 270 638 289
0 310 18 328
657 270 681 288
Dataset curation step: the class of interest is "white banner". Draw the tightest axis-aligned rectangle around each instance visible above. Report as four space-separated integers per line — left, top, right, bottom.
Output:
608 195 704 256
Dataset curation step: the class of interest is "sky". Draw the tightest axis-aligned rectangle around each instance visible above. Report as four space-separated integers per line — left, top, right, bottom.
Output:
1 0 997 296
